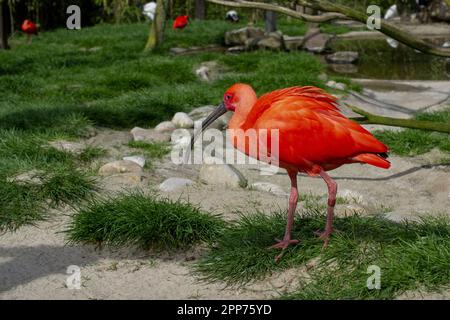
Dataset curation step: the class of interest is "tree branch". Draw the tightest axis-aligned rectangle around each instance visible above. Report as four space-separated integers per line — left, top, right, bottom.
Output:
347 104 450 134
207 0 450 57
206 0 347 23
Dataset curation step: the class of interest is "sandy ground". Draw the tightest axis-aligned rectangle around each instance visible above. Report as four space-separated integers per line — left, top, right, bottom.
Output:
1 81 449 300
1 129 448 300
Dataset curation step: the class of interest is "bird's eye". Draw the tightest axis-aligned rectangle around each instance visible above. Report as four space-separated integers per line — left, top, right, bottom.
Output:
225 94 232 101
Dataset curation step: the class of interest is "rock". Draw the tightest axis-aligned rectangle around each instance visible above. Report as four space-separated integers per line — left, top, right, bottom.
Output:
194 61 225 82
197 116 226 130
172 112 194 129
326 80 347 90
329 63 358 74
154 121 176 133
122 156 146 168
188 106 216 120
304 33 332 53
130 127 170 143
225 27 264 46
199 163 247 188
283 35 304 51
49 140 85 154
250 182 287 197
195 66 211 81
227 45 246 53
99 160 143 176
257 32 284 50
325 51 359 64
171 128 191 145
101 173 144 188
429 0 450 22
169 47 188 55
7 170 44 185
159 177 194 192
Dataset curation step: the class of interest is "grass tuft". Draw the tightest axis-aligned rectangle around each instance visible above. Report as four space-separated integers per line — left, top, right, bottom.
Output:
375 108 450 156
195 209 450 299
65 192 226 250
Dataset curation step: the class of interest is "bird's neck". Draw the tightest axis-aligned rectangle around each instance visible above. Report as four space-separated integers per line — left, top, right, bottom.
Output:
228 93 257 130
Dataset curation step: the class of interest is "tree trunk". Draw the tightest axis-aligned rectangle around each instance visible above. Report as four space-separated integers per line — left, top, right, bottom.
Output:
0 0 10 50
145 0 166 51
265 10 277 32
195 0 206 19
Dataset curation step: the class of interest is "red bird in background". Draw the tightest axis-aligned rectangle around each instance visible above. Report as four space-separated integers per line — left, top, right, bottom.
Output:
21 19 38 43
173 15 189 30
195 84 390 261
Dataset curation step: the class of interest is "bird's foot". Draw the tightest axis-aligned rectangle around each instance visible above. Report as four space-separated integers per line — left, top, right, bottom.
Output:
314 229 334 247
268 238 300 262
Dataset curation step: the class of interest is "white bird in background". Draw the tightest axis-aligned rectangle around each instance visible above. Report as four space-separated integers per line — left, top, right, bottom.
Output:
143 2 157 21
384 4 398 20
384 5 399 48
225 10 240 23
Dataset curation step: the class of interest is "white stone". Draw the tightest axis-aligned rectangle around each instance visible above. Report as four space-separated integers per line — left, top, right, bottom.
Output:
250 182 288 197
122 156 146 168
7 170 44 185
159 177 194 192
49 140 85 154
99 160 143 176
172 112 194 129
154 121 176 133
195 66 211 81
326 80 346 90
188 106 216 120
130 127 170 143
171 129 191 145
199 163 247 188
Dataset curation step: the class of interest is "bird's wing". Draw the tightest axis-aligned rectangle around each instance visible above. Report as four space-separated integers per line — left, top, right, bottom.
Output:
251 86 388 167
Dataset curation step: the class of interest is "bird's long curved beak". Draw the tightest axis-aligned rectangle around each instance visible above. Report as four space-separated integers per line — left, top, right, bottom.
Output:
190 102 227 149
184 102 227 164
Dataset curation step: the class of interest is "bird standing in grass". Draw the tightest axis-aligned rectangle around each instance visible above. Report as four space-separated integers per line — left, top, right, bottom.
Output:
173 15 189 30
194 84 390 261
21 19 38 43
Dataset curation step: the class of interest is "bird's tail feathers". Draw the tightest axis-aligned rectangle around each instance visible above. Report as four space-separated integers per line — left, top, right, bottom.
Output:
352 153 391 169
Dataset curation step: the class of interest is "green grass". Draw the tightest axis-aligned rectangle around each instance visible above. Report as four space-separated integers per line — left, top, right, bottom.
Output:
0 130 99 232
0 20 328 131
375 109 450 156
0 20 331 231
127 141 171 160
66 192 226 250
195 208 450 299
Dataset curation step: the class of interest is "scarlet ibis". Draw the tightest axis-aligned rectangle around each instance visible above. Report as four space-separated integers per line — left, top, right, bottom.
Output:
21 20 38 43
173 15 189 30
195 84 390 261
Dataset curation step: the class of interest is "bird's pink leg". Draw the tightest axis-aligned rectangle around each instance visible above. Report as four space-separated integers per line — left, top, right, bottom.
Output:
315 169 337 247
269 170 300 261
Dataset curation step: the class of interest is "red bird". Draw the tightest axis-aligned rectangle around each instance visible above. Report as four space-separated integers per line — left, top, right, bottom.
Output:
195 84 390 261
21 19 38 43
173 15 189 30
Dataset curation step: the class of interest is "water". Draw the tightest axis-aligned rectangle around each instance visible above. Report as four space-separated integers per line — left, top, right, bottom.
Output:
326 38 450 80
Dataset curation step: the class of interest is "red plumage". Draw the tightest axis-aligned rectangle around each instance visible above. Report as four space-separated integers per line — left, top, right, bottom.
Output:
199 83 391 257
173 15 189 29
21 20 38 35
229 85 390 175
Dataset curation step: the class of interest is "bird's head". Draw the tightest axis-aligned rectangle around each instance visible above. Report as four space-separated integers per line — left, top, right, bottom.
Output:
189 83 256 148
